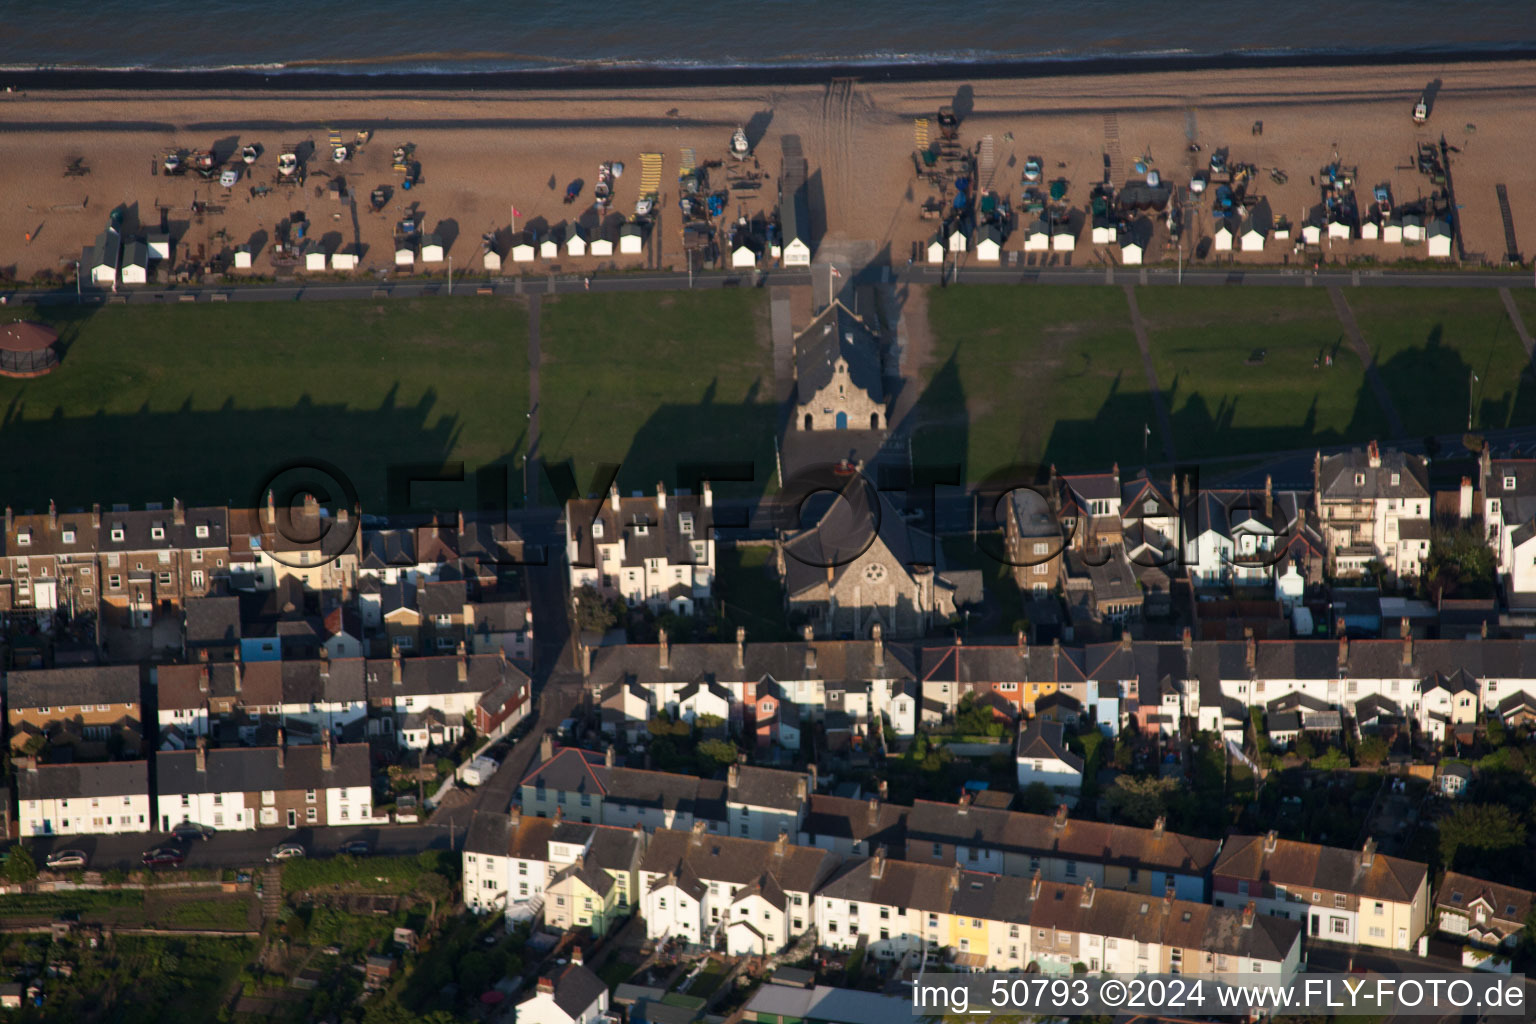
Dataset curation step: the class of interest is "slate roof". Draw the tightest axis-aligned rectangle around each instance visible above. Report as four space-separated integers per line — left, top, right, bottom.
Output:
184 596 241 646
1015 719 1084 772
157 662 243 711
586 637 914 689
922 640 1087 686
417 580 466 618
18 760 149 801
525 962 608 1021
1317 447 1430 501
729 764 809 812
566 487 713 573
8 665 141 710
794 300 884 404
282 658 367 704
1213 834 1427 903
363 651 519 699
800 794 908 849
639 827 836 895
1437 871 1535 926
470 599 531 633
156 743 370 795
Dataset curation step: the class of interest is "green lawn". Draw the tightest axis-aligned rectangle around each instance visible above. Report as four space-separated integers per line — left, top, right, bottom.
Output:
1136 286 1391 457
914 285 1155 478
0 298 528 512
537 290 775 498
1347 289 1536 435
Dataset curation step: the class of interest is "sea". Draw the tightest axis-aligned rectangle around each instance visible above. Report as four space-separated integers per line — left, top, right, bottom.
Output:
1 0 1534 83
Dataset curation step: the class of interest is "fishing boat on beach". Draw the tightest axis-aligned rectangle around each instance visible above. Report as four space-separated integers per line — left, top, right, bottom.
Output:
241 144 259 164
730 126 750 160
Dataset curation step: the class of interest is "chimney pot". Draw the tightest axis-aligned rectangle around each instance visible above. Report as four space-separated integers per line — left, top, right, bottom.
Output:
1264 829 1278 854
702 481 713 508
656 482 666 512
609 483 620 512
1054 804 1068 829
1153 815 1166 838
571 947 583 967
1030 869 1042 899
1361 836 1377 868
1242 901 1256 928
1080 877 1095 907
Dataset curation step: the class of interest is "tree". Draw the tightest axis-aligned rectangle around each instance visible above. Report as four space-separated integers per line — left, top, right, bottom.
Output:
1356 735 1389 767
1019 782 1056 814
1311 748 1351 773
696 739 739 774
1103 776 1180 827
1439 803 1528 874
572 585 621 634
2 844 36 884
1423 524 1498 602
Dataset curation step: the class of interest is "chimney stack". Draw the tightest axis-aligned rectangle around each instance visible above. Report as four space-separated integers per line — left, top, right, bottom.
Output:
1459 476 1473 520
728 763 740 790
2 507 9 533
1361 836 1377 869
173 497 185 526
948 863 961 892
795 774 807 800
609 483 620 512
877 779 888 801
1244 627 1257 674
539 733 554 764
1367 440 1381 469
702 481 713 508
1182 627 1192 652
195 737 207 773
570 947 583 967
1080 877 1095 908
580 641 592 678
1017 629 1027 654
199 664 210 694
276 730 285 769
867 795 880 826
91 503 101 529
957 792 971 815
871 844 887 879
1264 829 1278 854
604 745 617 770
537 978 554 995
775 828 788 859
1264 475 1273 519
1054 804 1068 830
691 819 706 845
457 641 469 683
1120 629 1132 651
1242 901 1256 929
392 650 403 686
321 734 333 771
48 499 57 530
1030 869 1042 899
1401 619 1413 667
872 623 884 669
1337 620 1349 669
735 626 746 670
265 488 276 526
1153 815 1166 839
655 482 666 512
804 643 817 674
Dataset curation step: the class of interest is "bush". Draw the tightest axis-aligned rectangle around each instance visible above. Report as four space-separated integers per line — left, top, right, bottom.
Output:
2 845 36 884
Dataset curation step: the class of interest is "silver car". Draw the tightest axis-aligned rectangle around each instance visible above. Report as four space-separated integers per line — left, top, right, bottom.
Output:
44 849 87 870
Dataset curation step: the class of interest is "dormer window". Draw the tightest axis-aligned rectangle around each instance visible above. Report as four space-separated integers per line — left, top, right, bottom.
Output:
196 524 210 539
111 526 125 542
592 521 604 539
1390 472 1400 486
679 513 694 535
633 523 649 536
1506 475 1517 490
61 530 75 544
1354 473 1366 486
16 531 29 546
151 525 165 540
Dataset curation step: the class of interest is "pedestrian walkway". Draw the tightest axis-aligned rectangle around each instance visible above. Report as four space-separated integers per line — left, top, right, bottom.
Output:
638 152 662 196
1122 284 1177 462
1500 286 1536 368
1327 285 1406 437
260 865 282 922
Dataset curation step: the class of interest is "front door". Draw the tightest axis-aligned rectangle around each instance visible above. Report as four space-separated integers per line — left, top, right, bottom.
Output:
1310 912 1320 937
836 412 848 430
287 809 297 828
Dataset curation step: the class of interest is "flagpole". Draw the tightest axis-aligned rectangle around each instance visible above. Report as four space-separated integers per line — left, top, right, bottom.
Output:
511 203 517 235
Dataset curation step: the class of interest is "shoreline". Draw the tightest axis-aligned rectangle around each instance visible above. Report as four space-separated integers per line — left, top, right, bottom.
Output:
6 44 1536 92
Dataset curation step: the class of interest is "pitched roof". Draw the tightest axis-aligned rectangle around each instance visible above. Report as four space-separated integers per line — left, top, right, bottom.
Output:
1213 834 1427 903
1015 719 1084 772
18 760 148 801
156 743 370 795
566 488 713 573
521 747 607 795
639 827 836 895
728 764 809 811
363 651 517 698
801 794 908 849
184 596 241 646
1318 447 1430 501
794 300 885 405
1437 871 1535 924
8 665 140 710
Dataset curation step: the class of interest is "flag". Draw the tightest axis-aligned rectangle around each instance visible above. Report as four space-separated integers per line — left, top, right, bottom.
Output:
512 207 521 217
829 265 842 278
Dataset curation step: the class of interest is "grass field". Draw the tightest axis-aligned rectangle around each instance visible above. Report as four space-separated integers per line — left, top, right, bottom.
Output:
913 285 1155 478
1136 287 1391 457
1348 289 1536 436
0 298 527 512
537 290 775 497
716 544 790 641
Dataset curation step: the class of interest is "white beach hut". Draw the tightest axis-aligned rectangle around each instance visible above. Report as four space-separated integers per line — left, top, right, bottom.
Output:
1327 219 1352 241
731 241 758 268
1090 216 1115 245
565 227 587 258
540 232 561 260
147 232 172 262
331 250 358 271
1051 222 1077 252
233 247 253 269
120 240 149 285
1301 222 1323 246
85 228 120 285
1024 219 1050 252
946 224 967 253
1361 218 1380 241
1240 225 1266 252
589 232 615 257
975 226 1003 262
1120 236 1145 266
1382 217 1403 244
926 235 946 264
1213 221 1235 252
304 246 327 272
1427 219 1452 257
420 234 445 263
1402 214 1424 243
619 222 645 255
395 241 415 267
511 234 537 263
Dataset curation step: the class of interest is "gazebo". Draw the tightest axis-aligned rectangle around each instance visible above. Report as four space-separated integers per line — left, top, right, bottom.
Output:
0 322 61 378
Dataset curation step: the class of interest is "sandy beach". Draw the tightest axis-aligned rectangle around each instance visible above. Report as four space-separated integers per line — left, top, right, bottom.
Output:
2 59 1535 282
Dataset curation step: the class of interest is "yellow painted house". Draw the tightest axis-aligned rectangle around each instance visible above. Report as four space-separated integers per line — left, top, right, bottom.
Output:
545 854 624 936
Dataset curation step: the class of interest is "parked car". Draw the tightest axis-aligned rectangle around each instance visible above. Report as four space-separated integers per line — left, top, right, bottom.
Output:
142 847 186 867
44 849 88 870
171 821 215 842
339 839 371 857
269 842 306 862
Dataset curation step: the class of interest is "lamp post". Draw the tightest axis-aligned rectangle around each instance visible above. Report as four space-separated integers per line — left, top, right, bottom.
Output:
1468 371 1479 430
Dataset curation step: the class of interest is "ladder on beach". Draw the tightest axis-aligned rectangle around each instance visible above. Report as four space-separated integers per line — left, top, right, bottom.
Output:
913 118 929 151
1496 183 1521 263
639 152 663 196
1103 112 1123 185
978 134 996 190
